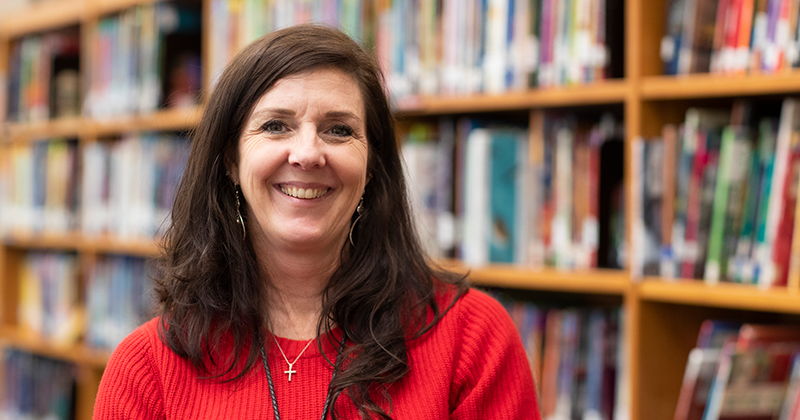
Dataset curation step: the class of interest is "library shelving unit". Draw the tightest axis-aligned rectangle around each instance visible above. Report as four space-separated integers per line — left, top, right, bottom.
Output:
3 0 800 420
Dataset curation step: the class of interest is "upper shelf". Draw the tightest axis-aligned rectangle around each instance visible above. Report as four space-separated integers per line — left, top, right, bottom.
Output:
439 260 631 295
0 0 86 38
0 0 169 39
641 72 800 100
394 80 630 116
639 278 800 315
3 106 202 140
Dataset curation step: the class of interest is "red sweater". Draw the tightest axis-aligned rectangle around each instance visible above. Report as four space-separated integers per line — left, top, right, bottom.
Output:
93 289 540 419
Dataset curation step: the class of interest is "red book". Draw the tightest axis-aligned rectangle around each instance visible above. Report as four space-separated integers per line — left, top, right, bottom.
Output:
770 150 800 286
682 131 709 278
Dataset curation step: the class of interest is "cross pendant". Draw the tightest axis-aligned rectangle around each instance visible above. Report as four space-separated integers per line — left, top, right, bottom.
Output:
285 363 297 381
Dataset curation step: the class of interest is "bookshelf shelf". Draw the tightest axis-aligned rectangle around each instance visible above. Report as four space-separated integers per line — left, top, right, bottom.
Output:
3 233 160 257
5 117 85 142
641 72 800 100
0 327 111 368
439 260 631 295
3 232 85 251
88 106 202 136
3 107 202 141
639 279 800 315
394 79 630 116
92 0 163 17
0 0 85 38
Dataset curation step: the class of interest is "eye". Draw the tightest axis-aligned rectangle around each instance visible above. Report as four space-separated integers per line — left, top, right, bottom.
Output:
261 120 287 134
329 124 354 137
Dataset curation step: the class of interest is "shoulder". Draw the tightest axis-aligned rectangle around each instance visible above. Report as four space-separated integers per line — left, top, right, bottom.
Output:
103 317 169 379
437 286 516 336
94 318 168 419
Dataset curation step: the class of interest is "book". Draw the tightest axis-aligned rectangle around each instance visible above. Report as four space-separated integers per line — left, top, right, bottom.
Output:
697 320 744 349
758 98 800 287
675 348 723 420
738 324 800 349
1 349 76 420
706 126 752 283
778 353 800 420
662 124 681 278
661 0 688 74
85 255 155 350
730 119 775 282
677 0 720 73
703 341 800 420
673 109 731 279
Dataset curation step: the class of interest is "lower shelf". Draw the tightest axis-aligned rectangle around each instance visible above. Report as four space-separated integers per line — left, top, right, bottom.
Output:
0 326 111 368
639 278 800 315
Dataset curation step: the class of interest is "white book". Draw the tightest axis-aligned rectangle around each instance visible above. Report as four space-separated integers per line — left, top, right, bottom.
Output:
462 128 491 266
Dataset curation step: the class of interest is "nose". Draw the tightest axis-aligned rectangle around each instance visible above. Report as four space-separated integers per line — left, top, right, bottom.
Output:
288 126 326 169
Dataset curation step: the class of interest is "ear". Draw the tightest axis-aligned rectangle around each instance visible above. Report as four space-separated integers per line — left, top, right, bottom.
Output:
224 147 240 185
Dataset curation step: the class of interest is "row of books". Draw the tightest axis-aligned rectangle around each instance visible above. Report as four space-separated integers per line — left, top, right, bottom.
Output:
0 139 79 234
1 349 75 420
379 0 624 101
674 320 800 420
632 98 800 287
0 133 189 240
84 1 202 118
85 255 155 350
6 28 80 123
15 250 155 350
81 133 189 239
410 114 625 269
491 292 625 420
661 0 800 75
207 0 370 88
17 251 81 345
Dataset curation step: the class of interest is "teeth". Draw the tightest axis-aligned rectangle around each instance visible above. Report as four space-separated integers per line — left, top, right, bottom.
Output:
280 186 329 199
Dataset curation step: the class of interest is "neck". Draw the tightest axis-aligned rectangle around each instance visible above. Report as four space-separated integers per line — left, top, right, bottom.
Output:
256 240 344 340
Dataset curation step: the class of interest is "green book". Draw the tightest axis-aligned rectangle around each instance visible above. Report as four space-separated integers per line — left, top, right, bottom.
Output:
704 126 736 284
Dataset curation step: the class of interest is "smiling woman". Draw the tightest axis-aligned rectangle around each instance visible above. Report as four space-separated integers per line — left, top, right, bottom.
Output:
93 24 540 420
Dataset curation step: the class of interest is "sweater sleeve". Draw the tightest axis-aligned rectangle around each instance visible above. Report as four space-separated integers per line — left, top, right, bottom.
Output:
450 289 541 420
93 321 166 420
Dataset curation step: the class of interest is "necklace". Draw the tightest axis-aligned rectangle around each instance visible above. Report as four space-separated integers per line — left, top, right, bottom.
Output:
260 334 346 420
271 332 315 382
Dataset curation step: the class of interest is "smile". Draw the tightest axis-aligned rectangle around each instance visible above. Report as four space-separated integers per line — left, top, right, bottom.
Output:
280 186 330 199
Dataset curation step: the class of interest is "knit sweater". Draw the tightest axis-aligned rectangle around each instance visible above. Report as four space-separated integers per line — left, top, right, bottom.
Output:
93 288 540 419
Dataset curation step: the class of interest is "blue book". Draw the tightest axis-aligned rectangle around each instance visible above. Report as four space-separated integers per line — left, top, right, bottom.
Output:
489 129 523 263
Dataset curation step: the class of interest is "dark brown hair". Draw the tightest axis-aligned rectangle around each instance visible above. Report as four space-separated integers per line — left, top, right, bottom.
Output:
155 24 466 419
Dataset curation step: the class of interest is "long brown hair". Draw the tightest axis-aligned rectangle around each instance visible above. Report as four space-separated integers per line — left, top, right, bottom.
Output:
155 24 467 419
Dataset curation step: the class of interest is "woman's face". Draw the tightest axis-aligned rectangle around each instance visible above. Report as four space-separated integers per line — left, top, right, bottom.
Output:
231 68 369 255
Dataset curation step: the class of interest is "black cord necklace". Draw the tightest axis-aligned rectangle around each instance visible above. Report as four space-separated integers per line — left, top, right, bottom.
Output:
260 335 346 420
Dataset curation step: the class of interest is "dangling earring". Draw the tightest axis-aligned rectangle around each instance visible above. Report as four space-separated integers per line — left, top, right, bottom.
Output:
348 197 364 247
234 184 247 240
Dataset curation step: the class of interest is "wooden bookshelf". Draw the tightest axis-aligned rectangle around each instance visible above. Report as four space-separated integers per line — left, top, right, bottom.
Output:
641 72 800 99
639 279 800 315
395 80 630 116
3 107 202 141
4 116 85 142
0 326 111 368
3 0 800 419
0 0 86 38
2 233 160 257
439 260 631 295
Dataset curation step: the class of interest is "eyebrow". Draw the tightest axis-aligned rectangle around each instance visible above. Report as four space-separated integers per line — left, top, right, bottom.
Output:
251 108 363 123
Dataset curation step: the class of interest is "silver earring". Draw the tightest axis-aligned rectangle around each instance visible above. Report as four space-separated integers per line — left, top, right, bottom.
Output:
348 197 364 247
235 184 246 240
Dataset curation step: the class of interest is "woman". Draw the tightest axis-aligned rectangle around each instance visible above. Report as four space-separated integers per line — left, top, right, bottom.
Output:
94 24 539 419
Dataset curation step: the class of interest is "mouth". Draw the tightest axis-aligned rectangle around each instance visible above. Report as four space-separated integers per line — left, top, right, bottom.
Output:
279 185 330 199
